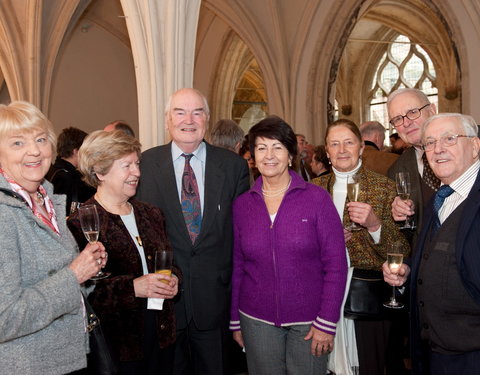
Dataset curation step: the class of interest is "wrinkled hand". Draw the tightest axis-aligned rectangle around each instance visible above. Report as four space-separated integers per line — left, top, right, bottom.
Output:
346 202 381 232
69 241 107 283
344 228 353 243
392 196 415 221
233 331 244 348
304 326 334 357
134 273 178 299
382 261 410 287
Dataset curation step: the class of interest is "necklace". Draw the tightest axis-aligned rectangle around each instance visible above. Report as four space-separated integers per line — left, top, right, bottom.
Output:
262 177 292 197
95 194 132 215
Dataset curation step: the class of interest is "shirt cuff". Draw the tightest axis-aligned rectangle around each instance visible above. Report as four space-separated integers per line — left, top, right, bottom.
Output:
312 316 337 334
229 320 241 331
369 225 381 244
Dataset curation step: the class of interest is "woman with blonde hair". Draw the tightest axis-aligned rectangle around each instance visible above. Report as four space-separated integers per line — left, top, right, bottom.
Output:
0 101 106 374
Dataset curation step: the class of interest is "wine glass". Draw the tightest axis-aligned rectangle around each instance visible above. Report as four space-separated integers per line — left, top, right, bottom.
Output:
345 173 362 231
78 204 110 280
383 242 404 309
395 172 415 230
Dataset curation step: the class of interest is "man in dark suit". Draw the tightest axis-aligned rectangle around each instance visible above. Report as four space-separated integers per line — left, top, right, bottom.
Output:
383 113 480 375
387 88 438 241
136 88 249 375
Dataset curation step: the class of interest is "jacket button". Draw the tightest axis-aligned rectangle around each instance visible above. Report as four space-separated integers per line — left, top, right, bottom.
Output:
48 270 56 276
423 253 429 260
147 255 152 260
418 278 423 285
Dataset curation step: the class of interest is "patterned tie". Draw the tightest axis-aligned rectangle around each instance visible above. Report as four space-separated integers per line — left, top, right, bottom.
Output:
422 152 441 191
181 154 202 243
432 185 454 234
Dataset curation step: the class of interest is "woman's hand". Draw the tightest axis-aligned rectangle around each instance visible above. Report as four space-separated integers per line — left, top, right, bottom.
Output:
343 228 353 242
69 241 107 283
133 273 178 299
346 202 381 232
391 196 415 221
233 330 244 348
304 326 334 357
382 261 410 287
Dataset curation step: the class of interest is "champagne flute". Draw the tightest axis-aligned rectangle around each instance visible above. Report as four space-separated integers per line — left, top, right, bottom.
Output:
395 172 415 230
383 242 404 309
155 250 173 284
345 173 362 231
78 204 110 280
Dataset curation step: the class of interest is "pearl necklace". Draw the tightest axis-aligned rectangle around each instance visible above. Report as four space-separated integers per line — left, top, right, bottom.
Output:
261 178 292 197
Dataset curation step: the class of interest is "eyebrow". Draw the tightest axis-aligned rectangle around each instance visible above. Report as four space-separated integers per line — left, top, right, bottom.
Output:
172 107 205 112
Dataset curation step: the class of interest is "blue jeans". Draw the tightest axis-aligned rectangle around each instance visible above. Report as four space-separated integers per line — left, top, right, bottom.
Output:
240 314 328 375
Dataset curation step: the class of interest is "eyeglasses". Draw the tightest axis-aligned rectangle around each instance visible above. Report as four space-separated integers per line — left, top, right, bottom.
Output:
422 134 475 151
389 103 430 128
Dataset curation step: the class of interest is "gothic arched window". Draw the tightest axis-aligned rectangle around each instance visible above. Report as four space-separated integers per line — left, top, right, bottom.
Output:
369 35 438 131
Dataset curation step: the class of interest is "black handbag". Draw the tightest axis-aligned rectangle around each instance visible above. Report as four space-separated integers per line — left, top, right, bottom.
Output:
83 295 119 375
344 268 389 320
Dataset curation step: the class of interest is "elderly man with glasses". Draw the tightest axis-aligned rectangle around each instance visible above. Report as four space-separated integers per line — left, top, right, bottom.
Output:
387 88 438 243
383 113 480 375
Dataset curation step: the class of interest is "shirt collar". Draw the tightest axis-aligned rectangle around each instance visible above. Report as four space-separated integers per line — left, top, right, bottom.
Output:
446 159 480 198
171 141 206 163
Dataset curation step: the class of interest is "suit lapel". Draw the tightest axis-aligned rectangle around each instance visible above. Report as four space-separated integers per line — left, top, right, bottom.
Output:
156 144 192 242
455 172 480 263
197 144 224 244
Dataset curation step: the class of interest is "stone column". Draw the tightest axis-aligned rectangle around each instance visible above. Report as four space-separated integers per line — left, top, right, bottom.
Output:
120 0 201 149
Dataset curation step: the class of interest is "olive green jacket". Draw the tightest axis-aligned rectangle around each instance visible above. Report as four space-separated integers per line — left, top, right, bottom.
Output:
312 167 410 270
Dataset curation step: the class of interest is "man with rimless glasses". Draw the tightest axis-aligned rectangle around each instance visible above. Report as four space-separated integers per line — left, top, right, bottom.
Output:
387 88 438 243
383 113 480 374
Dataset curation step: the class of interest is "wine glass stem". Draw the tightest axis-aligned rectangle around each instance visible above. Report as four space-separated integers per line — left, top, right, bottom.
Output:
391 285 396 303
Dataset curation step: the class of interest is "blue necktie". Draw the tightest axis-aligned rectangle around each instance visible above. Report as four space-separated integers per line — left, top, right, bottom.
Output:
432 185 454 234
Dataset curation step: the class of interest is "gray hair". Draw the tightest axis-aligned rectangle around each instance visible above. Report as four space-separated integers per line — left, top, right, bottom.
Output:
209 119 244 152
387 88 431 107
360 121 386 138
422 113 479 139
164 88 210 117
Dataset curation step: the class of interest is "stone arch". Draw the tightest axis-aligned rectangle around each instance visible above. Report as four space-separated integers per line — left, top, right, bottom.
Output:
209 31 255 126
328 0 461 127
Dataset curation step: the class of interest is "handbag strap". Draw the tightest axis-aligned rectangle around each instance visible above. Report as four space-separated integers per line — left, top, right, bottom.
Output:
82 293 100 332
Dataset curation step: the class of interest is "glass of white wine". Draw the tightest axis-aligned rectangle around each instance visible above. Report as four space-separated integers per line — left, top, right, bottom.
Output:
78 204 110 280
395 172 415 230
345 173 362 231
383 242 404 309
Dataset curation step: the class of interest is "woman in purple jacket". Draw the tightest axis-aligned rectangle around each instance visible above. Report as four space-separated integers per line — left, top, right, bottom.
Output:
230 116 348 375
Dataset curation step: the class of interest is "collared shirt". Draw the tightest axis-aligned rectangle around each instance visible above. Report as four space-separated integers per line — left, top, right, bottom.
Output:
438 160 480 224
414 146 425 178
171 141 206 214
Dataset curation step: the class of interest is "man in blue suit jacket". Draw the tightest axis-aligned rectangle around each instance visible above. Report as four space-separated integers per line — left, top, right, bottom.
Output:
383 113 480 375
137 88 249 375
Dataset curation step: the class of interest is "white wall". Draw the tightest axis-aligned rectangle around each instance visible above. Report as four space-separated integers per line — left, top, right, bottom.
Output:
48 21 138 136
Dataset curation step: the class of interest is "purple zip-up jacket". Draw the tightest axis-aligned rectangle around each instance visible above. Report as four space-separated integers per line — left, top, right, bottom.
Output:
230 170 347 334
